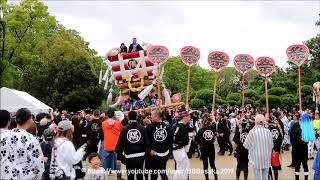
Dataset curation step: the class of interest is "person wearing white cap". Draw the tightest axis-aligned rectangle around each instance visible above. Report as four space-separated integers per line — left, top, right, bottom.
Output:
243 114 273 180
49 120 86 179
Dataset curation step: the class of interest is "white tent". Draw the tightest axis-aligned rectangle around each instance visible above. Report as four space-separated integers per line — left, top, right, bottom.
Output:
0 87 53 114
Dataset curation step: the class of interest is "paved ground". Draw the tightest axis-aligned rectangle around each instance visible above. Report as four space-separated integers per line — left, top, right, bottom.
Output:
107 150 315 180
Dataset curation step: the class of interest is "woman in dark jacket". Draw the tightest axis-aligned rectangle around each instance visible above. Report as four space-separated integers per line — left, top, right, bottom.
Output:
196 113 218 180
71 114 87 179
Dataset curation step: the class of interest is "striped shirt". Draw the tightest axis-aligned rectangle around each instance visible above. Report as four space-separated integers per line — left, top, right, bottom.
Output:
243 125 273 169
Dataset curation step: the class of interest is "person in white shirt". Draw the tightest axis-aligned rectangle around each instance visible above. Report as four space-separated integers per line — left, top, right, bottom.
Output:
280 111 290 150
229 113 238 144
50 120 86 179
244 114 273 180
0 108 44 180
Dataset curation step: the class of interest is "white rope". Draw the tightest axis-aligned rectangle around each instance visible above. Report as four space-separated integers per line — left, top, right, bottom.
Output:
103 81 108 90
98 69 103 84
102 67 109 81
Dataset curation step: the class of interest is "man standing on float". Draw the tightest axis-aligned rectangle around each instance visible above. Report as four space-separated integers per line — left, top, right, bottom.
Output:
172 111 191 180
128 38 144 52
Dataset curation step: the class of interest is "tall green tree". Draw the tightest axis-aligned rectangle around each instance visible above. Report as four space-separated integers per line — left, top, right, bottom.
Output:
0 0 106 111
21 56 105 111
0 0 57 87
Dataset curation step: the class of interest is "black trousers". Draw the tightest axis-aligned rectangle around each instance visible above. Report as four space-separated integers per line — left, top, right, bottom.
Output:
236 161 248 180
126 156 144 180
269 166 279 180
218 134 232 154
188 140 199 158
200 147 218 180
291 145 296 166
225 134 233 153
147 155 168 180
217 136 224 152
294 144 309 180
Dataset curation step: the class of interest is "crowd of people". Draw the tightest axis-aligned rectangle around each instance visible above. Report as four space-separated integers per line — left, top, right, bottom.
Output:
119 91 159 112
0 104 320 180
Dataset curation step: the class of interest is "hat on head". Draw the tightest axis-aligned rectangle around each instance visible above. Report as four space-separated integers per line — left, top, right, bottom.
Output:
115 111 124 121
229 113 236 117
43 128 55 141
58 120 73 131
39 118 49 126
178 111 190 118
254 114 266 125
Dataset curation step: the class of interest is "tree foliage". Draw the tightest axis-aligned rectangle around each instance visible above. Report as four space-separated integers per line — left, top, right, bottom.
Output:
162 35 320 111
0 0 106 111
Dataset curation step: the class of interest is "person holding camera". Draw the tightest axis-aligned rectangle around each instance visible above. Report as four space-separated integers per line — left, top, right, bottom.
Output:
49 120 86 180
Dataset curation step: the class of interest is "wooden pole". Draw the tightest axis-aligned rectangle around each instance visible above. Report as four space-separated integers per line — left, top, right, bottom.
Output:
265 78 269 116
186 66 191 111
212 72 218 114
241 75 245 110
298 66 303 112
124 102 185 115
157 64 161 109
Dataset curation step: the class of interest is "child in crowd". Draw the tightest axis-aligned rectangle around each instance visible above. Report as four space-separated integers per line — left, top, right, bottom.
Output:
40 128 55 180
84 153 106 180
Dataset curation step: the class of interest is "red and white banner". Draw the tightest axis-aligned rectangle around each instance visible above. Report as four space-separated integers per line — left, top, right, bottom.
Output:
286 44 310 66
207 51 230 72
147 45 169 64
255 56 276 77
234 54 254 74
180 46 200 66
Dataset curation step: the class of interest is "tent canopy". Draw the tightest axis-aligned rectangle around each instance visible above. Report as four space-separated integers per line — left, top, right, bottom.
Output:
0 87 52 114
